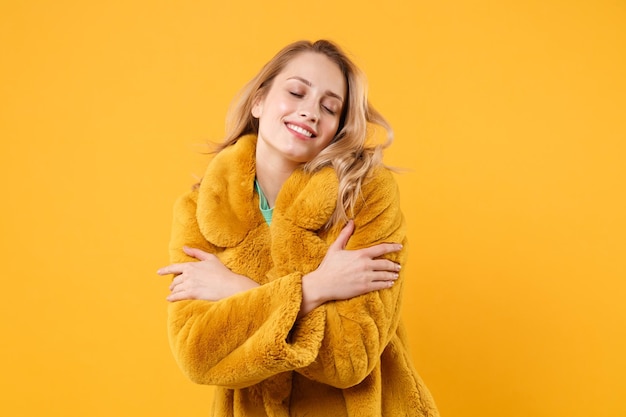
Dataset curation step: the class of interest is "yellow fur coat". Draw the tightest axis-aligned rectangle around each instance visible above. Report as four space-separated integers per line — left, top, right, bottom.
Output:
167 135 439 416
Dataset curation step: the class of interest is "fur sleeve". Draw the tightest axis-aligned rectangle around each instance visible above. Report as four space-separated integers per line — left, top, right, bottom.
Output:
166 191 326 388
293 168 408 388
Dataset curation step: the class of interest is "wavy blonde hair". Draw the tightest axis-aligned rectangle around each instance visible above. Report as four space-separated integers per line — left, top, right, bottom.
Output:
217 39 393 229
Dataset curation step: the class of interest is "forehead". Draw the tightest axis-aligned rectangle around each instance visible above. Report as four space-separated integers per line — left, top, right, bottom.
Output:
278 52 346 96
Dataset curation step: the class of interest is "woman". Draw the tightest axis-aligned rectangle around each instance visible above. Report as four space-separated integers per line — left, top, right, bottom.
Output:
158 40 439 417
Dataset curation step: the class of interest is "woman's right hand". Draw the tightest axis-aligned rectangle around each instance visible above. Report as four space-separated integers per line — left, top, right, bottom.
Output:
299 220 402 317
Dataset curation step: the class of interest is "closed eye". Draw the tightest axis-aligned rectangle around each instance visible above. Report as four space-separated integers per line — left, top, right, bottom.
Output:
322 105 336 115
289 91 304 98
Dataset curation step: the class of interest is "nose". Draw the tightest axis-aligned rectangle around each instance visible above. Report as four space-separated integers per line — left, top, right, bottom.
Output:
299 103 319 122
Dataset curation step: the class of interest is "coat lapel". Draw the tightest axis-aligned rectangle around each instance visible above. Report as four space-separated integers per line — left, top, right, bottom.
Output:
196 135 264 247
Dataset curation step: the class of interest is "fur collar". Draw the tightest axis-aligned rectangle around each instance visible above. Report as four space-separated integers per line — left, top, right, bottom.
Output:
196 135 338 247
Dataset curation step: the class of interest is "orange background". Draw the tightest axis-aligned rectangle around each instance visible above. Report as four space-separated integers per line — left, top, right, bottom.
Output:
1 1 624 416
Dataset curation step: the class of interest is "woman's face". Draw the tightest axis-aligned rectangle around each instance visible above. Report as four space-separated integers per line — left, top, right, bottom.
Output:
253 52 346 167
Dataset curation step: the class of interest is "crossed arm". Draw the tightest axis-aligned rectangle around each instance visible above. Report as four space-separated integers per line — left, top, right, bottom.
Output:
157 219 401 316
158 170 406 388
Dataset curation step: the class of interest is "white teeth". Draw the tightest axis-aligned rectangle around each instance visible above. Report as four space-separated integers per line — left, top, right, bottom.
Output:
287 123 313 137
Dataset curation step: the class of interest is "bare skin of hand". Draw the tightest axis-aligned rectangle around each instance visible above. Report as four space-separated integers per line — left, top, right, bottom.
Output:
299 220 402 317
157 221 400 310
157 246 259 302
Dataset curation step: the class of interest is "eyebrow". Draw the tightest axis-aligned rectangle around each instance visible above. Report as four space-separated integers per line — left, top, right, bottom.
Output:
287 76 344 102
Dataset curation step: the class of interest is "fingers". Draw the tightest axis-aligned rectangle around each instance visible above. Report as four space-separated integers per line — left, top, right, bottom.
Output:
183 246 212 261
166 293 184 302
373 271 400 283
361 271 399 295
328 222 402 260
362 259 401 295
169 274 184 291
329 220 355 251
166 288 195 302
369 278 397 291
157 247 213 276
360 242 403 259
158 247 215 303
156 263 184 276
370 258 401 273
166 275 195 302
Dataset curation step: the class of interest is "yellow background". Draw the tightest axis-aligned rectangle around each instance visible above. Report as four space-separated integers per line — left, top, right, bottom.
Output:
1 1 624 416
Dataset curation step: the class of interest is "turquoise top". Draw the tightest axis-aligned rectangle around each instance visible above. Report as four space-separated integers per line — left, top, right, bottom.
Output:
254 178 273 225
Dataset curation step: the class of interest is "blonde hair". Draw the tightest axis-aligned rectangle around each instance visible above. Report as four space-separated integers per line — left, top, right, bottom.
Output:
218 39 393 229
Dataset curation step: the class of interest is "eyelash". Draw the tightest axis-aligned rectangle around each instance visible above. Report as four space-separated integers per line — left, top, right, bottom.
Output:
289 91 336 115
322 106 336 115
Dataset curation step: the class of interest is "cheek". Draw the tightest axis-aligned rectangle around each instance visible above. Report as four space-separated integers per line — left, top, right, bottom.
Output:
269 94 292 113
276 97 298 115
277 100 292 114
261 93 291 119
323 118 340 137
259 103 288 129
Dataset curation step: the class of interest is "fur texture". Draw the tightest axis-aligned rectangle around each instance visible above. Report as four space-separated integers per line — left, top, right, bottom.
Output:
167 135 439 416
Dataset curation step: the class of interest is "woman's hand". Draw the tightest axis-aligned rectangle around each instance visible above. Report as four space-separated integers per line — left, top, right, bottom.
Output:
157 246 259 302
299 220 402 317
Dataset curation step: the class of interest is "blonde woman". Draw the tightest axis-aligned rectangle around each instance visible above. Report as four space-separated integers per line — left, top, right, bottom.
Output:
158 40 439 417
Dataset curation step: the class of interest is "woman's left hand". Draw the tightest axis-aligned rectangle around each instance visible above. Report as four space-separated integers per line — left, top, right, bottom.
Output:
157 246 259 302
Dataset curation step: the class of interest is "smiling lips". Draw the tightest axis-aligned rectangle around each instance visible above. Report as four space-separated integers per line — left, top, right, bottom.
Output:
286 123 316 138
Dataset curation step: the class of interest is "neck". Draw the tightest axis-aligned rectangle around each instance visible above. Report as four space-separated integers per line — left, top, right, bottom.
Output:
255 143 301 208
